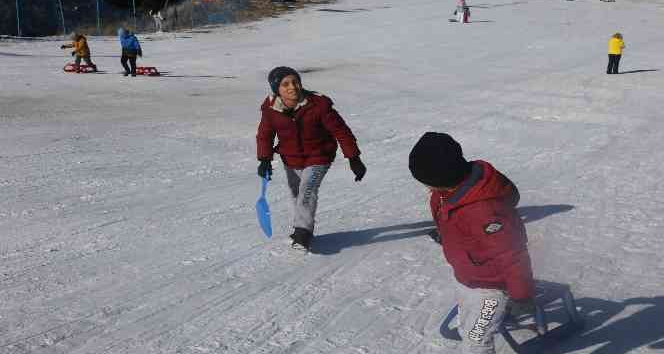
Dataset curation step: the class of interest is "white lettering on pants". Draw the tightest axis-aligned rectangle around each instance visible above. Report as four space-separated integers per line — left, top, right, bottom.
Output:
468 298 499 342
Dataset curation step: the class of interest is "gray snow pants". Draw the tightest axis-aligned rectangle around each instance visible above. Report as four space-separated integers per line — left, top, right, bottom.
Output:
284 164 330 233
456 283 509 354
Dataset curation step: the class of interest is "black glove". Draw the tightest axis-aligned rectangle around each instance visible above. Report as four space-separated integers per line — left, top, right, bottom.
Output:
60 45 66 49
509 298 537 319
349 156 366 182
71 51 76 57
257 159 272 180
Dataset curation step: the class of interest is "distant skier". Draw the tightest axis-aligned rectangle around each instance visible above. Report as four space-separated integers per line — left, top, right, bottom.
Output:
118 28 143 77
408 132 536 354
256 66 367 250
150 10 165 33
607 32 625 74
455 0 470 23
60 33 97 73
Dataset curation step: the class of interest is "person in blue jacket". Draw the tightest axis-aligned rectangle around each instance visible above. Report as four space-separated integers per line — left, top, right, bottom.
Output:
118 28 143 77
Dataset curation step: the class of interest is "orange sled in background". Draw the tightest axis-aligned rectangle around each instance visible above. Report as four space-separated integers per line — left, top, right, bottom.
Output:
63 63 97 73
135 66 161 76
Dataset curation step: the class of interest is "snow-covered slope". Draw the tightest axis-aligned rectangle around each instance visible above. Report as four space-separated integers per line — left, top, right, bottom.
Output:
2 0 664 352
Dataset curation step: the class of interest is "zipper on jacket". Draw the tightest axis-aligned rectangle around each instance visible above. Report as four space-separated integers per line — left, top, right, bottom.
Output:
281 108 304 155
284 108 305 154
295 117 304 154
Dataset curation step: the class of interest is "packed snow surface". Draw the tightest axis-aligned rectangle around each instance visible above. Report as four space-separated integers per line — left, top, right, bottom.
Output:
2 0 664 352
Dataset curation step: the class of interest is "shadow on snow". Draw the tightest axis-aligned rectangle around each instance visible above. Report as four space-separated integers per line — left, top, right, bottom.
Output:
518 204 574 223
312 204 574 255
619 69 659 74
550 295 664 353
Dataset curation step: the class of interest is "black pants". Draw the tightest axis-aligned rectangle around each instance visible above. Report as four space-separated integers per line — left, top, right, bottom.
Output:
121 55 137 76
607 54 621 74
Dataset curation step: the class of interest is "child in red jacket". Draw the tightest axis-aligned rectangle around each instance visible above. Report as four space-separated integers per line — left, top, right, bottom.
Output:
256 66 367 250
408 132 535 354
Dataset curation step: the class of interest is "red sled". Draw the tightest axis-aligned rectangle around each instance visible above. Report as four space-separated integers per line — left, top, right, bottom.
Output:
135 66 161 76
63 63 97 73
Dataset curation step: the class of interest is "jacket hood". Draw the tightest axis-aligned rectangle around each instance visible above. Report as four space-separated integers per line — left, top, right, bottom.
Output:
445 160 519 210
261 90 328 113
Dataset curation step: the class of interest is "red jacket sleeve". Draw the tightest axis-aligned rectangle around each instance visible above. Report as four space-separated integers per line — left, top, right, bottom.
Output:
319 97 361 159
465 203 535 300
256 105 276 161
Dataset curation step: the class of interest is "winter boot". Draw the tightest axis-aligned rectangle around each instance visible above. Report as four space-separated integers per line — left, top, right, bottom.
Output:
290 227 313 250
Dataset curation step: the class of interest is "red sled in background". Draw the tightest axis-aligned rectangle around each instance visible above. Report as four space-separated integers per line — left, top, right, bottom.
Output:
63 63 97 73
136 66 160 76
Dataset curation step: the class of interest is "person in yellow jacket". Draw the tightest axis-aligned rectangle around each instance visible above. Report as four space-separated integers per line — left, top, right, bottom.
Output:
607 33 625 74
60 33 97 73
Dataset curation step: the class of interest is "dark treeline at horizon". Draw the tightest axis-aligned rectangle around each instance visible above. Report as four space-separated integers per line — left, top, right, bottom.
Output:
1 0 183 37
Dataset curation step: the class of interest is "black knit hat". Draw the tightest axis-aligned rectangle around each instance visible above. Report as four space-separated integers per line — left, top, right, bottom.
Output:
268 66 301 95
408 132 472 188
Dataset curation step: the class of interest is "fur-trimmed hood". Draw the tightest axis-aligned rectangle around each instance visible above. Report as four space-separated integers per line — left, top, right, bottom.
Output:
261 90 329 113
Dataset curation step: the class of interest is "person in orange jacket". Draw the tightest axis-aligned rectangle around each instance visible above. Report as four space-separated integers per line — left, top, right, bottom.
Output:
60 33 97 73
607 33 625 74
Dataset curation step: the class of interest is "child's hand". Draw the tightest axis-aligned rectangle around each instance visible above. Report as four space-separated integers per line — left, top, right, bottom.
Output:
349 156 366 182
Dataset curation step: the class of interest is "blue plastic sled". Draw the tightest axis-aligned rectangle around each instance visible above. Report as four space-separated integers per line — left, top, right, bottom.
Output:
256 177 273 238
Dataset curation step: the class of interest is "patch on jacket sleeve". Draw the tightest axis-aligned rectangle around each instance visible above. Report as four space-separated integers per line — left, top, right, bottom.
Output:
484 222 503 234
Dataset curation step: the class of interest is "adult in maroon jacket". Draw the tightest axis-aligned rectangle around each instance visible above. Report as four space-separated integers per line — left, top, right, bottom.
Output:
408 132 535 354
256 66 366 250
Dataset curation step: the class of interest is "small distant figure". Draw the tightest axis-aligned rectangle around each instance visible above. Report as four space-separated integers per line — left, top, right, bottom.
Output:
118 28 143 77
150 10 165 33
607 32 625 74
455 0 470 24
60 32 97 73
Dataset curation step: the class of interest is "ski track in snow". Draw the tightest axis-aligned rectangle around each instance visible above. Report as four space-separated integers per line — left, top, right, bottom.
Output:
2 0 664 353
